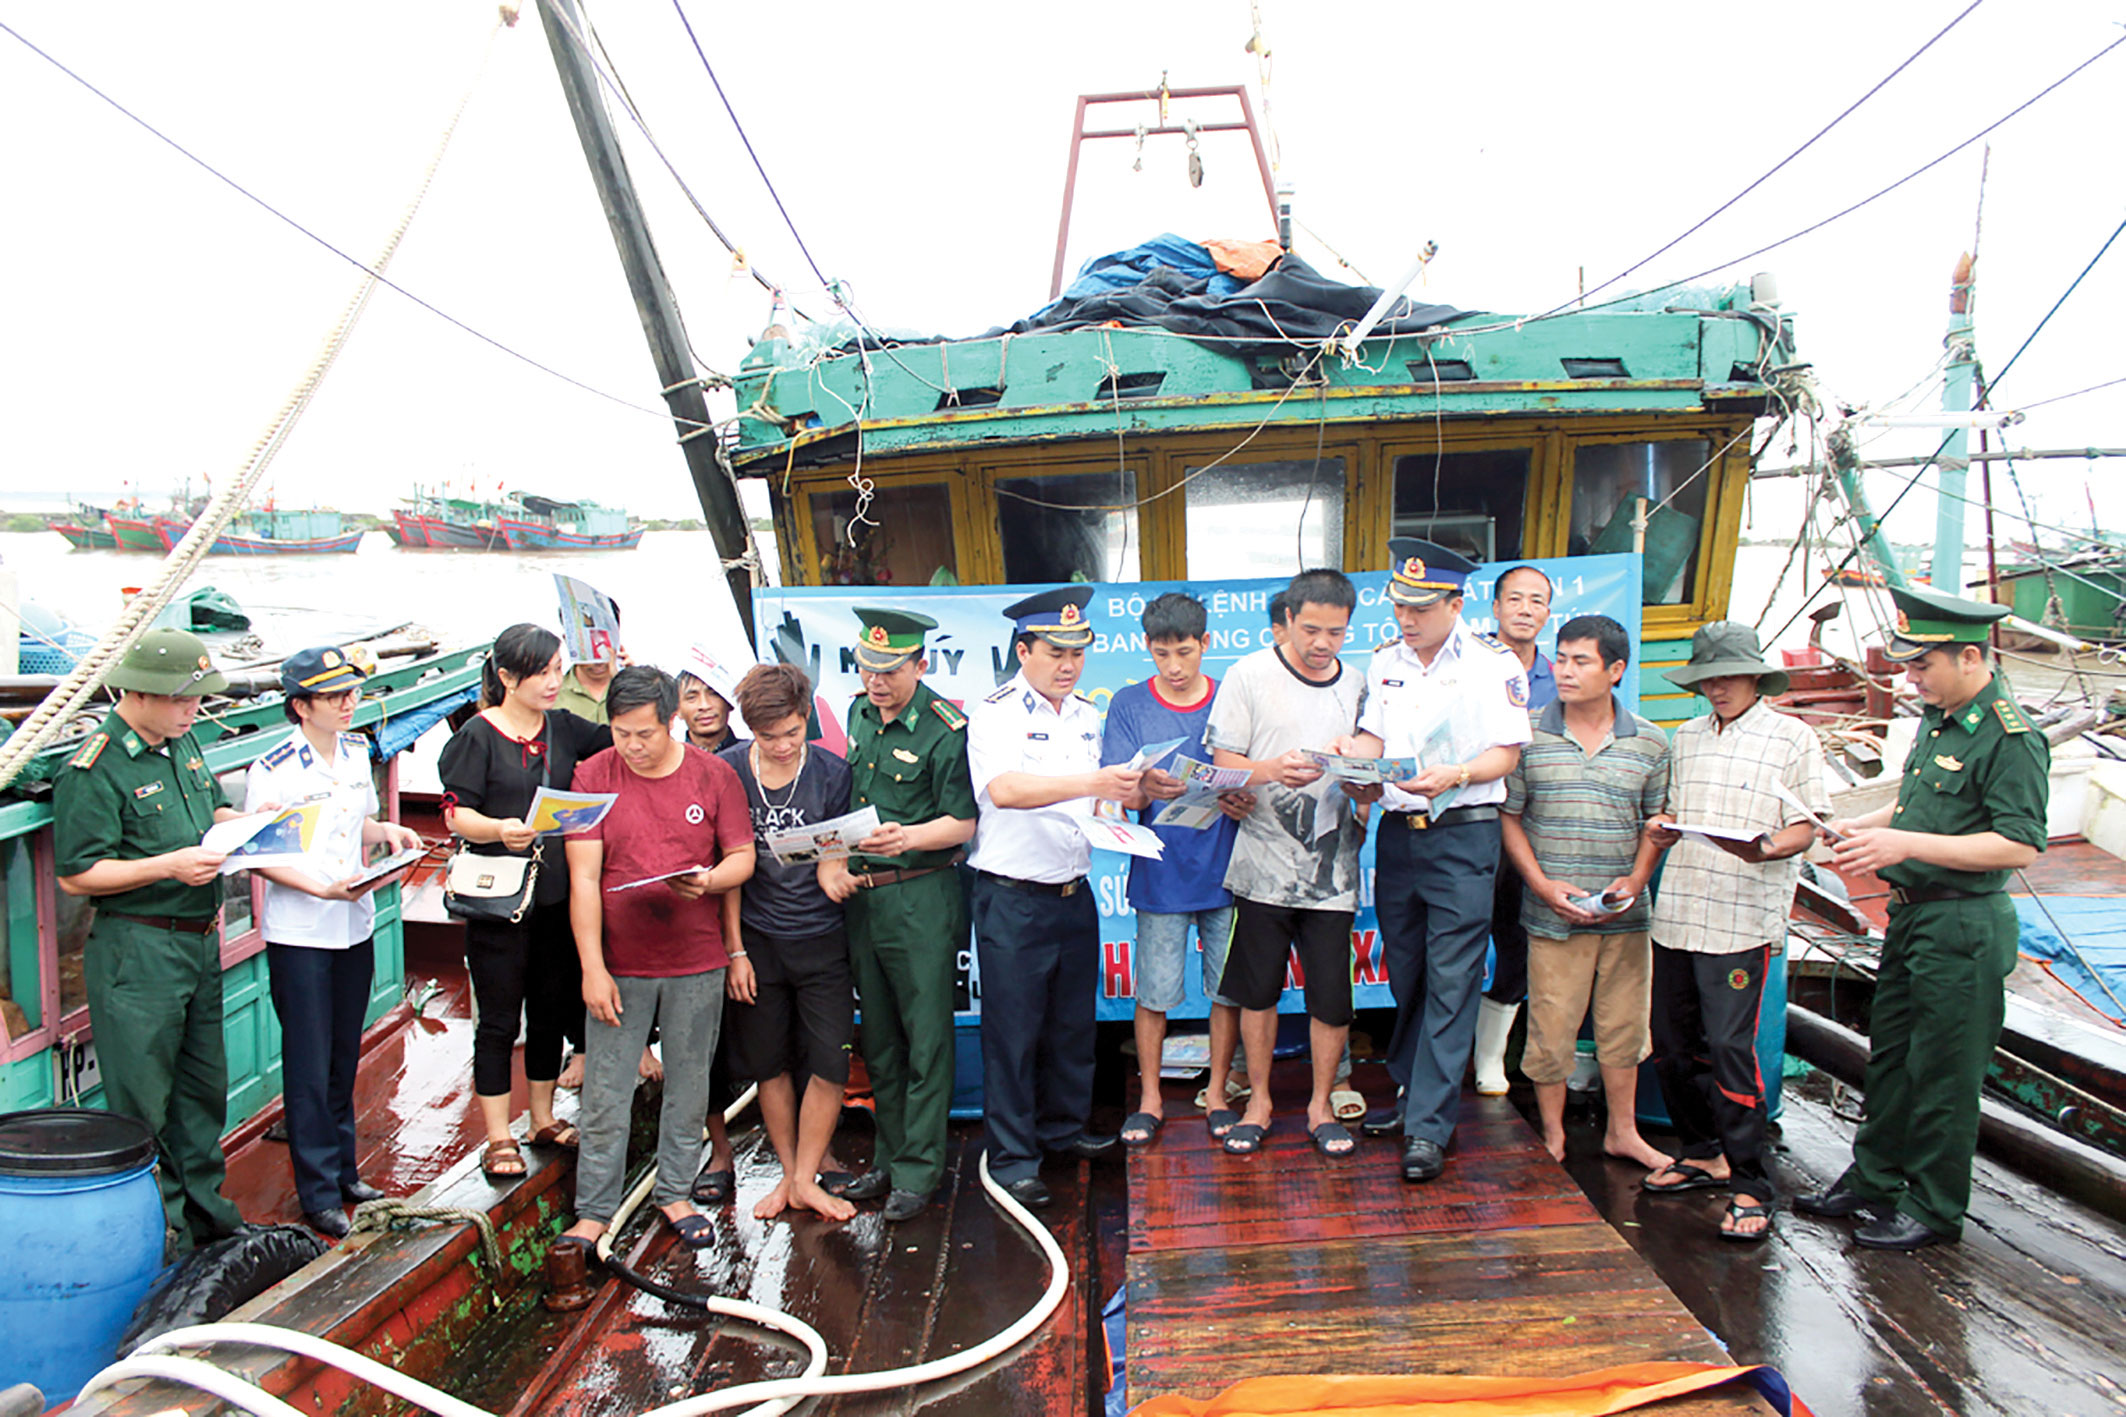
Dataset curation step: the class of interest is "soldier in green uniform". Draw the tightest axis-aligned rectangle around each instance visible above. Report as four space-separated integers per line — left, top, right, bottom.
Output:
55 629 251 1250
818 609 978 1221
1798 585 2050 1251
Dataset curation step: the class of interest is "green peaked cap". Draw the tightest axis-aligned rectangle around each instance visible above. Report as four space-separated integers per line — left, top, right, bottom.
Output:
1883 584 2009 662
852 607 938 670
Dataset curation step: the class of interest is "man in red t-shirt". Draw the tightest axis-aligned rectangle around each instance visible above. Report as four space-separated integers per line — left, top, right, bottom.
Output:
556 667 754 1256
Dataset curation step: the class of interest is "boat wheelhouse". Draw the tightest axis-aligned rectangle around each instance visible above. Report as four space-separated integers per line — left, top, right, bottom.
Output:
729 286 1795 728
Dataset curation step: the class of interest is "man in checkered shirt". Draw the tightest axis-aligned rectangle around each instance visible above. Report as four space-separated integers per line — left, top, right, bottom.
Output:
1642 622 1826 1243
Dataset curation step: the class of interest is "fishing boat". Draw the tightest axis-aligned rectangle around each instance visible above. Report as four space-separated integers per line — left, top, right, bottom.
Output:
47 504 118 550
492 493 644 551
102 508 170 553
171 506 365 556
388 487 507 550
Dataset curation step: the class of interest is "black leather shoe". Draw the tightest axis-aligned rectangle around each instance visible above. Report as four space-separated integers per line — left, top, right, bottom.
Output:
1855 1211 1948 1251
1361 1105 1404 1139
1793 1183 1885 1222
341 1179 387 1204
1003 1176 1053 1210
1046 1133 1117 1161
882 1189 930 1222
841 1168 891 1202
1400 1138 1445 1183
305 1207 352 1239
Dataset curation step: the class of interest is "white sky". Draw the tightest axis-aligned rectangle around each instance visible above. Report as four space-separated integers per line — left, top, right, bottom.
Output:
1 0 2121 551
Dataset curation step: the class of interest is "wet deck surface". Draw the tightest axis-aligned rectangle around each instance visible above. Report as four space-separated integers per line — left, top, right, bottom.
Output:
215 923 1100 1415
1124 1062 1763 1413
1553 1069 2126 1417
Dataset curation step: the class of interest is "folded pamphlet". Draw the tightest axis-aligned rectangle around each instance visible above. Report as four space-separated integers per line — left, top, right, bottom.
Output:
526 787 619 836
764 805 881 865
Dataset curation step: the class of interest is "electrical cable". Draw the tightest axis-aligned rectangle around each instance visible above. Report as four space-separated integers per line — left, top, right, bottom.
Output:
1551 0 1984 318
667 0 830 292
0 14 696 434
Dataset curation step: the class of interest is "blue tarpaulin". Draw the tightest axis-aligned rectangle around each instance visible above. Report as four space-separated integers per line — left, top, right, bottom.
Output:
372 686 478 761
2014 895 2126 1024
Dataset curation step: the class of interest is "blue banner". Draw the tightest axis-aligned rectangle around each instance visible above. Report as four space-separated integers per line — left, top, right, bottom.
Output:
757 555 1642 1022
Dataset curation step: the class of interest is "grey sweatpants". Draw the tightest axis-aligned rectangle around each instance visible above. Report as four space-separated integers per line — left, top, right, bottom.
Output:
574 967 725 1225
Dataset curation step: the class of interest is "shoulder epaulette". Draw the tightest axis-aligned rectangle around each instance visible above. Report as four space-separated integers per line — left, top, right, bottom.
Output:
983 684 1015 704
261 740 298 769
930 698 967 731
1477 634 1515 654
1374 634 1399 653
69 733 108 770
1991 698 2033 734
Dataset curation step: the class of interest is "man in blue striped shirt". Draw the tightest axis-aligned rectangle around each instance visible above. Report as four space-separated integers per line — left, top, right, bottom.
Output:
1500 615 1671 1169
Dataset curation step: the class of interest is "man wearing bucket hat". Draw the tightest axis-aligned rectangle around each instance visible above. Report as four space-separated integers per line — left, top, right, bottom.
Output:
244 647 424 1239
822 607 978 1221
1335 539 1532 1183
54 628 251 1250
1642 621 1826 1243
1795 586 2048 1251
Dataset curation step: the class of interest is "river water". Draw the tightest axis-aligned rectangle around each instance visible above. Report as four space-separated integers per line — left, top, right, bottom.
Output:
1 529 1977 673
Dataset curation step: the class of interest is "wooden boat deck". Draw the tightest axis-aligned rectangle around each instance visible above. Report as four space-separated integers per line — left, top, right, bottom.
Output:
1123 1063 1763 1413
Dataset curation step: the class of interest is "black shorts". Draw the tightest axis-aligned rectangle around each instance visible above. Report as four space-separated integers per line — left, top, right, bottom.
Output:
725 926 855 1087
1220 899 1355 1025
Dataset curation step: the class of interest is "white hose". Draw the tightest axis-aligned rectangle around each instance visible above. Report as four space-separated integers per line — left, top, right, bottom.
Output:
83 1100 1072 1417
76 1354 309 1417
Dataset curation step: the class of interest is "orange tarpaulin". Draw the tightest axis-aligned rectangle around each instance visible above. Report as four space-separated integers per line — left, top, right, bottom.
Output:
1129 1361 1813 1417
1204 237 1282 283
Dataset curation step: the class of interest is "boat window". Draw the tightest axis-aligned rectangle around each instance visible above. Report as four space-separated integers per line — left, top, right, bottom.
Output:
1184 459 1345 579
994 470 1141 584
809 483 958 587
216 768 255 940
56 890 91 1019
1391 449 1532 562
1570 439 1713 604
1 837 34 1040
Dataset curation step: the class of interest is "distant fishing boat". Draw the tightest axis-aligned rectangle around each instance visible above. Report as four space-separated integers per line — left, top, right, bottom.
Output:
493 493 644 550
48 503 118 550
103 510 169 552
154 506 364 555
389 486 507 549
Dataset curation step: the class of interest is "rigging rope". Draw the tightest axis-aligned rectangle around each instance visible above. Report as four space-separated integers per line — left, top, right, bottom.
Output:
0 18 506 793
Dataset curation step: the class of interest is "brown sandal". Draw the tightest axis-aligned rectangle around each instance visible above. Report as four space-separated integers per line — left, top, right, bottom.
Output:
482 1139 527 1178
529 1122 579 1149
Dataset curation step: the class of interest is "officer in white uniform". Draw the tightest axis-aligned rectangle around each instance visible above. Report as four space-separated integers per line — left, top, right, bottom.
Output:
966 587 1180 1208
1337 538 1532 1183
244 646 423 1237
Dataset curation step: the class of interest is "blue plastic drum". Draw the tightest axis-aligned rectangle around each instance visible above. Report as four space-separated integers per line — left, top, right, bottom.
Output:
0 1108 165 1403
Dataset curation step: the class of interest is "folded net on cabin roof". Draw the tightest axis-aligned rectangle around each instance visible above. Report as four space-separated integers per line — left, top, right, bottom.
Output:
843 237 1474 352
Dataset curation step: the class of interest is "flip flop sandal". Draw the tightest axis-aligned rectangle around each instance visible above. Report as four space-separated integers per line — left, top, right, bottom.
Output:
817 1170 857 1197
481 1139 526 1179
1222 1122 1267 1156
1309 1121 1357 1157
1643 1162 1726 1194
690 1168 734 1204
1207 1108 1242 1139
1329 1088 1365 1123
529 1122 580 1150
1193 1077 1253 1109
664 1212 716 1249
1120 1111 1163 1147
1721 1199 1776 1243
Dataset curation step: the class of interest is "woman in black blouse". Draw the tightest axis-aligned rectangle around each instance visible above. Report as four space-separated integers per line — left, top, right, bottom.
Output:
438 624 610 1178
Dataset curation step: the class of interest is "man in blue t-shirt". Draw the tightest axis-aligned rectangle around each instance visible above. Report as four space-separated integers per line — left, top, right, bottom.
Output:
1102 593 1256 1147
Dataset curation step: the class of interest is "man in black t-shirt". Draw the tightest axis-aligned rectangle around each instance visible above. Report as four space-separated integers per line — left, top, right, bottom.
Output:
721 664 860 1222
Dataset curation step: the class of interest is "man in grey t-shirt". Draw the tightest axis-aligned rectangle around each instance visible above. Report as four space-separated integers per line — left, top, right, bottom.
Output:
1203 569 1367 1161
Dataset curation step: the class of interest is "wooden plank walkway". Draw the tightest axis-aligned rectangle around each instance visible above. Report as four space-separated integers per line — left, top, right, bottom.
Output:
1125 1071 1767 1413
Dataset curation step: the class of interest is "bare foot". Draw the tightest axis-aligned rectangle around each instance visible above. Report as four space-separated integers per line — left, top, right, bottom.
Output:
753 1178 791 1220
1604 1131 1673 1170
788 1177 857 1222
639 1047 663 1082
556 1053 585 1090
1541 1127 1567 1163
1646 1158 1729 1187
1721 1192 1773 1238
